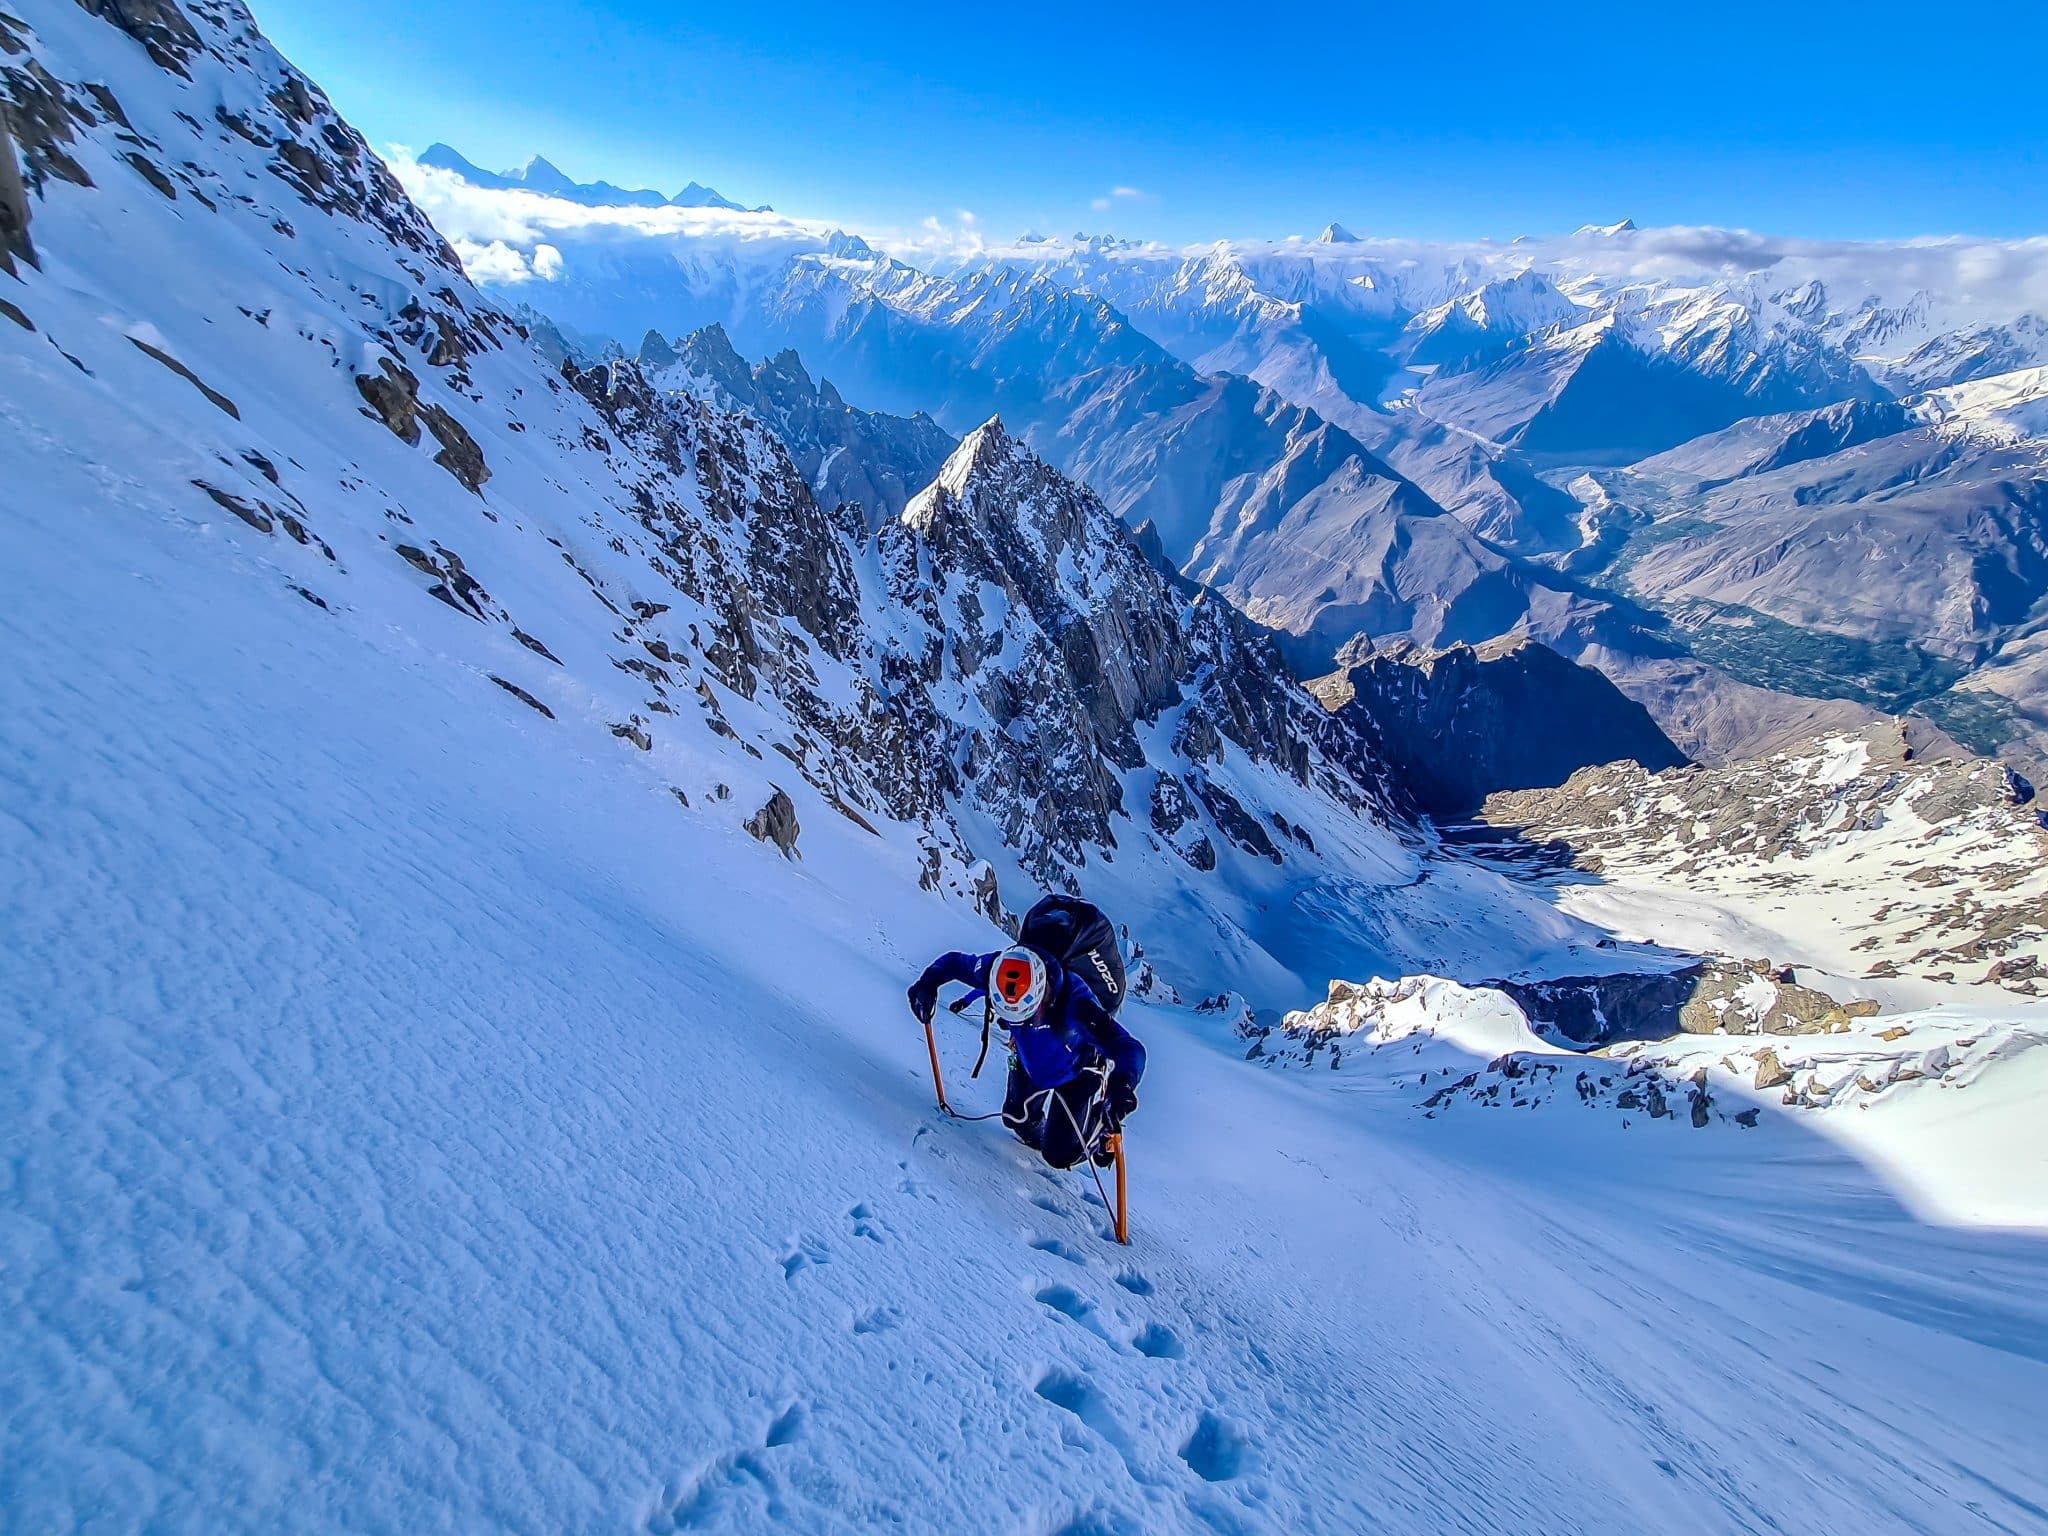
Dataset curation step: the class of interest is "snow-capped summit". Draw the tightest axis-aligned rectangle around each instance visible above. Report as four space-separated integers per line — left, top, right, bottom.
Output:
822 228 876 260
416 142 763 212
672 179 754 211
1316 221 1361 243
1572 217 1638 236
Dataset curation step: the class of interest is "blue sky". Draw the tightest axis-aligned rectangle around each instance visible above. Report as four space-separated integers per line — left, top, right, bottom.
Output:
257 0 2045 244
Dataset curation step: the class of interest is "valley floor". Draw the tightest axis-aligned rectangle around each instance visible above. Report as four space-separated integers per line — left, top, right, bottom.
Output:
5 466 2047 1534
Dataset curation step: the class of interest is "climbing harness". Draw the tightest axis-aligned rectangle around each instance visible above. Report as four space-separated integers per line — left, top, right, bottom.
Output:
919 1030 1129 1243
1042 1064 1129 1246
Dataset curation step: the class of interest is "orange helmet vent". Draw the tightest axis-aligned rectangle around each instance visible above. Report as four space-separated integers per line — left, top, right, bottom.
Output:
995 957 1034 1003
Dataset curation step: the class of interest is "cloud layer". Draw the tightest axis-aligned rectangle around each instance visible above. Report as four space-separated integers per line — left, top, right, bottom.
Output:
388 148 2048 324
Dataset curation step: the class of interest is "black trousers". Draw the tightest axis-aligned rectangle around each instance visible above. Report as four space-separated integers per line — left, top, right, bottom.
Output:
1002 1062 1108 1169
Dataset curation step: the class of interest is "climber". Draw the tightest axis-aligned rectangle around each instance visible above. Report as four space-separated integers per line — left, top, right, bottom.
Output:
907 896 1145 1169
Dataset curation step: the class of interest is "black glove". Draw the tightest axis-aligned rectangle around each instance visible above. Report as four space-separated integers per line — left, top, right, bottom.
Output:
908 976 939 1026
1106 1073 1138 1124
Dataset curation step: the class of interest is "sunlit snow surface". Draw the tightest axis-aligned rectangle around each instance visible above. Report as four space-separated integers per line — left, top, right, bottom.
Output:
2 1 2046 1530
7 493 2047 1531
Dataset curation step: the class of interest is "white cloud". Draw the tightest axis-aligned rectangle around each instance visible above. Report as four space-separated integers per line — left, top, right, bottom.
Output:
390 151 840 254
531 243 564 281
1111 186 1142 200
1091 198 1110 212
455 239 542 284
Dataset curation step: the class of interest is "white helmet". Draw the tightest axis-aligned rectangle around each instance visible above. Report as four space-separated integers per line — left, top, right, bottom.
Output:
988 947 1049 1023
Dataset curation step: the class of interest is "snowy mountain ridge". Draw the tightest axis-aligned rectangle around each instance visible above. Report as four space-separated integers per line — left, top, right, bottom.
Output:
5 5 2048 1532
416 142 765 213
403 141 2048 776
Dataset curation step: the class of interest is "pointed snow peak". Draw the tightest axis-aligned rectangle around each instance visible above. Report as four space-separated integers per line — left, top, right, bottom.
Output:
758 346 817 396
823 229 875 260
514 155 583 197
673 322 751 395
670 180 746 211
1317 222 1360 244
418 143 488 178
941 415 1018 486
904 417 1031 533
1573 218 1638 237
636 328 679 370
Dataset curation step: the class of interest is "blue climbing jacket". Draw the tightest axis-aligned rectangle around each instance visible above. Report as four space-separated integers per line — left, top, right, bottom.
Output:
918 950 1146 1090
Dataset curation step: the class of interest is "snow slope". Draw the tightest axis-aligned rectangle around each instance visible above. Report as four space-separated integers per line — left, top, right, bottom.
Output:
4 2 2048 1531
8 485 2048 1532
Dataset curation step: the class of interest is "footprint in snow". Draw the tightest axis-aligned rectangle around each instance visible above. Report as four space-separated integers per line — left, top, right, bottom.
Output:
1034 1283 1117 1344
1029 1234 1089 1266
1034 1369 1155 1484
1113 1270 1154 1297
1131 1322 1184 1360
764 1403 806 1448
781 1239 829 1279
646 1402 810 1532
850 1305 901 1335
1179 1411 1249 1483
848 1202 885 1242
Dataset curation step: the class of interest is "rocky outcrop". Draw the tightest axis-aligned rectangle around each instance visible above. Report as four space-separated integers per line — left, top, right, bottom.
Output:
644 324 956 526
1315 634 1685 815
73 0 204 75
420 401 489 492
745 788 800 857
0 102 34 273
1484 723 2048 986
1252 974 2044 1132
1497 959 1880 1047
878 419 1399 882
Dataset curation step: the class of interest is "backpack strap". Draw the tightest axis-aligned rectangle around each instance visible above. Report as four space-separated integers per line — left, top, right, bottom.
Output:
971 995 993 1080
949 988 995 1079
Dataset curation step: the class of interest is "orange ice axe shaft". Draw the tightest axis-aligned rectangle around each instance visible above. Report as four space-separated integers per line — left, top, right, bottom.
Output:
923 1014 953 1116
1110 1132 1129 1244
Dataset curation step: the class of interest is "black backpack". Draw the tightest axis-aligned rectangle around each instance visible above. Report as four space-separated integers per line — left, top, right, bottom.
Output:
1020 894 1127 1015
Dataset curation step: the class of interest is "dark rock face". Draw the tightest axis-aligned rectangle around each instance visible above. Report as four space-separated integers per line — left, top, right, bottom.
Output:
1149 775 1216 870
355 359 489 490
879 419 1400 882
1497 958 1879 1047
420 402 489 492
1495 971 1700 1046
0 105 34 273
1316 635 1685 815
73 0 204 75
356 359 423 444
745 788 801 857
644 324 956 526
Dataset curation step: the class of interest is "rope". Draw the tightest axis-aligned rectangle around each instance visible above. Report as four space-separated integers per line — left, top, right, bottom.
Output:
923 1006 1123 1232
1044 1065 1120 1232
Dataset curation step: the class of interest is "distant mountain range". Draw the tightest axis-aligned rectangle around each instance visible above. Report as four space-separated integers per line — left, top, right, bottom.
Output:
406 146 2048 775
415 143 770 213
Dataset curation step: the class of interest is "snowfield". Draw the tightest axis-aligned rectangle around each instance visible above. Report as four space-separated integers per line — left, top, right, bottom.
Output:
5 408 2046 1531
3 0 2047 1530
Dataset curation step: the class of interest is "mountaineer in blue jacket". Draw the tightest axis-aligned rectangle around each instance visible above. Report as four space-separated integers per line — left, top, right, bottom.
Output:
908 943 1145 1169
